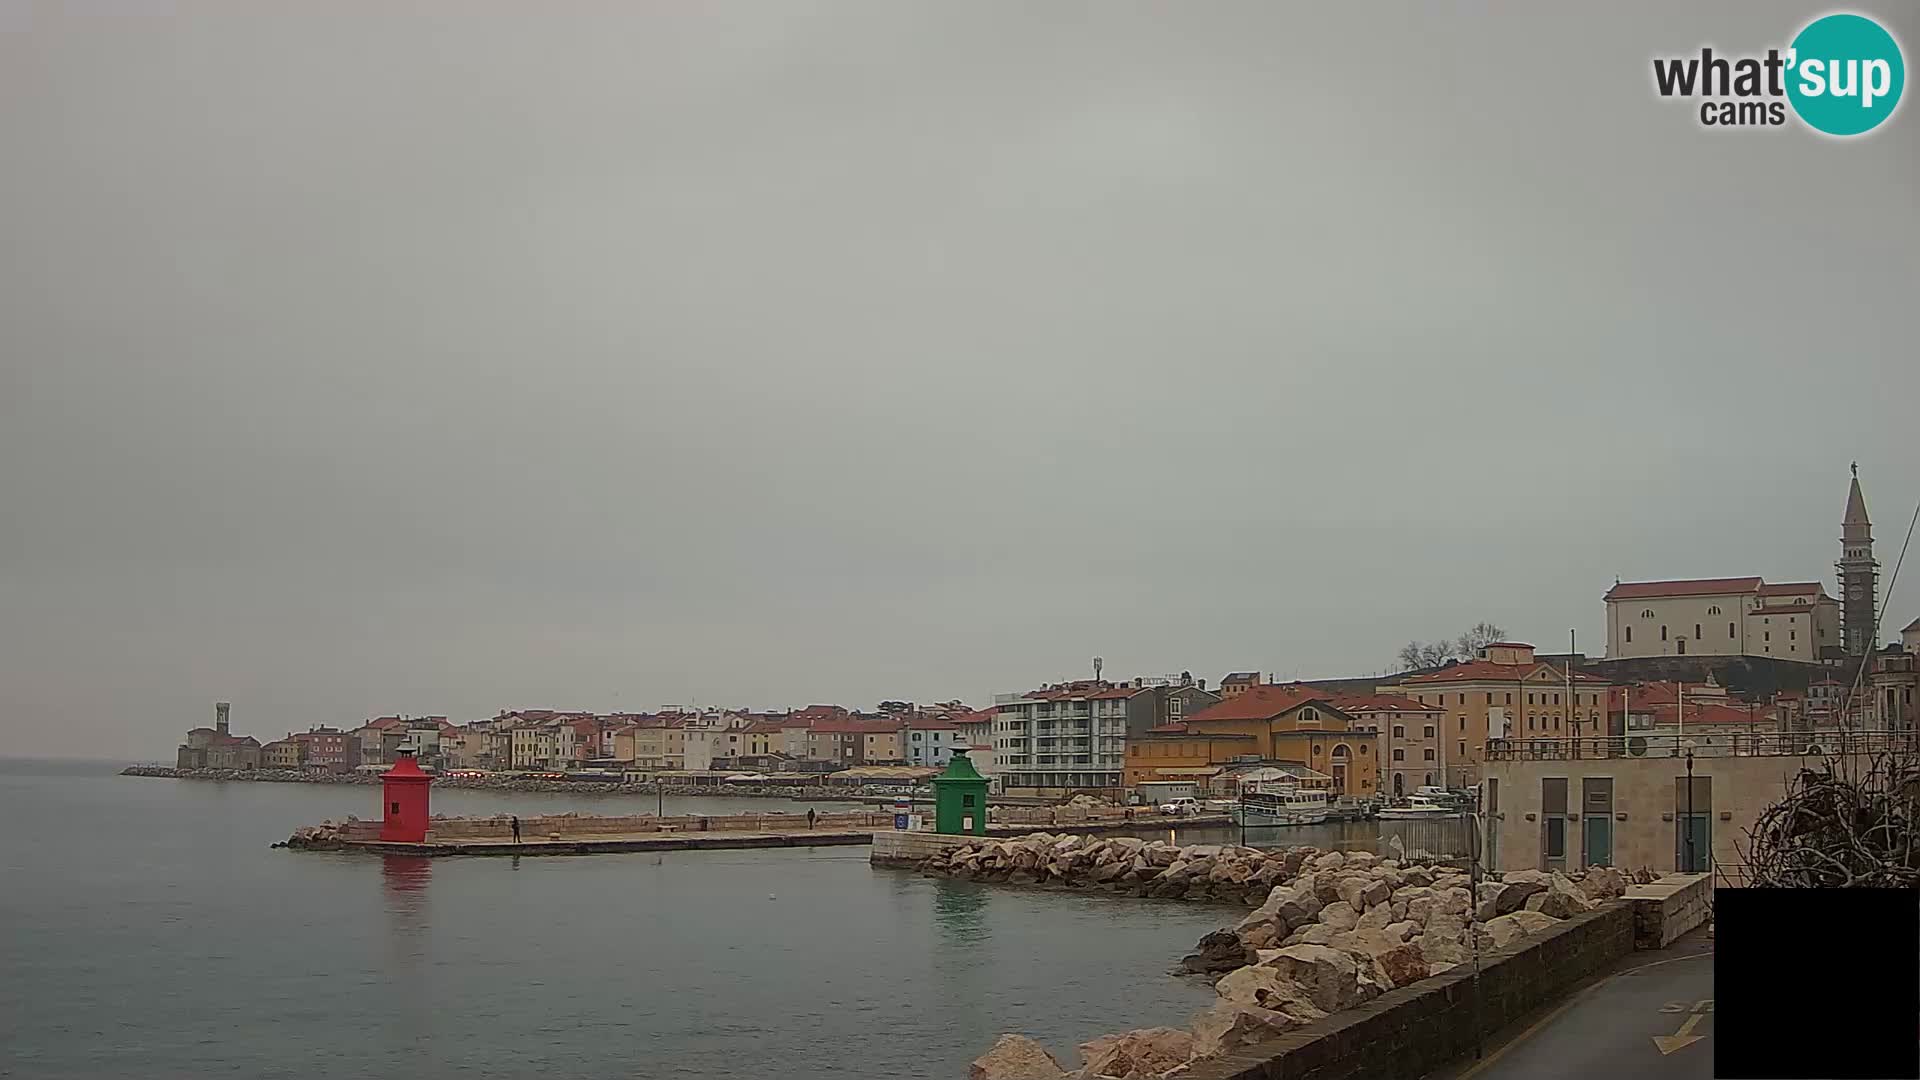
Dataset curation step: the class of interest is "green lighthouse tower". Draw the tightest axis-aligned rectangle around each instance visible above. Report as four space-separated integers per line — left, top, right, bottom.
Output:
931 749 989 835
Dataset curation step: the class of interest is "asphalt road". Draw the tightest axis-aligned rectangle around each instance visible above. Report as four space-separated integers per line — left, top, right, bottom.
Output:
1436 930 1716 1080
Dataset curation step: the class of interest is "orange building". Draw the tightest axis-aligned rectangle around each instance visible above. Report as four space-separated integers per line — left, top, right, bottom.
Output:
1382 642 1609 787
1125 685 1379 797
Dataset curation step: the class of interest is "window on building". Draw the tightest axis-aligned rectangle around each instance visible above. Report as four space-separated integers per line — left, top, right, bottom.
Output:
1528 693 1536 705
1790 630 1797 640
1392 724 1405 738
1505 693 1513 705
1553 694 1560 705
1642 609 1654 618
1764 631 1770 642
1729 622 1736 638
1359 744 1369 755
1458 740 1466 757
1459 716 1465 731
1423 749 1435 760
1393 749 1405 761
1708 605 1721 615
1661 625 1669 641
1694 624 1702 639
1486 692 1494 705
1626 626 1632 643
1458 694 1466 705
1423 725 1436 738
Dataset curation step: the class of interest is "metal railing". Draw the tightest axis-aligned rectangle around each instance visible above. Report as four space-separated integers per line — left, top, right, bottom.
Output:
1485 729 1919 761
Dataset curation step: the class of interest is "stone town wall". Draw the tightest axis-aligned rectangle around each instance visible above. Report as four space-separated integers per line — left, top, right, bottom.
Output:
1183 903 1637 1080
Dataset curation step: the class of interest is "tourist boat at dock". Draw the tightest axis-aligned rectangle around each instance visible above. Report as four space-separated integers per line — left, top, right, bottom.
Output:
1233 783 1330 826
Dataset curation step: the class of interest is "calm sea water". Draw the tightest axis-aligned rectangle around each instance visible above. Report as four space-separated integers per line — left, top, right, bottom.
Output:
0 759 1238 1079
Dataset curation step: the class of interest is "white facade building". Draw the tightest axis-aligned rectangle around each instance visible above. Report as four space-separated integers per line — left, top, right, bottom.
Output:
1604 577 1840 661
990 681 1131 796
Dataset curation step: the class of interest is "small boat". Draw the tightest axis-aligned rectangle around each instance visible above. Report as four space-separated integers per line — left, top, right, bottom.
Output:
1376 794 1456 819
1235 783 1330 826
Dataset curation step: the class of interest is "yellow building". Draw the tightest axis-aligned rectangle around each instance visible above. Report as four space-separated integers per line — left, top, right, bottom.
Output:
612 723 688 771
1125 686 1379 797
1384 642 1610 787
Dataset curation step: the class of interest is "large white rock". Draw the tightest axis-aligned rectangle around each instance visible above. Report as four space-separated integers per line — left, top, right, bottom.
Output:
1483 910 1560 949
1215 965 1328 1024
1578 866 1627 900
1317 901 1359 931
1190 1001 1305 1058
1260 943 1369 1013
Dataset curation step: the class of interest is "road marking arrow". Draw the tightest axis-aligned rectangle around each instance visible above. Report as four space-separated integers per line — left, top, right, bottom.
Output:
1653 1013 1706 1055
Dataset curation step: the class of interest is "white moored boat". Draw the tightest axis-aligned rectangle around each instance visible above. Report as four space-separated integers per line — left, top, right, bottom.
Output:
1235 782 1330 826
1376 794 1455 819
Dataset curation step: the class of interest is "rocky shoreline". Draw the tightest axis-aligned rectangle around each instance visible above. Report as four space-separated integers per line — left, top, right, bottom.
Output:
118 765 858 800
957 836 1637 1079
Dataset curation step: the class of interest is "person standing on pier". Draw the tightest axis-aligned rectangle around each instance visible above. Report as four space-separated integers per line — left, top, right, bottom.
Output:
806 808 817 830
510 815 521 843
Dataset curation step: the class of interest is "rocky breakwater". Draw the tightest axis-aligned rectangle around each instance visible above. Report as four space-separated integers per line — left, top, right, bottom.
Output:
920 834 1317 906
969 852 1631 1080
277 821 352 850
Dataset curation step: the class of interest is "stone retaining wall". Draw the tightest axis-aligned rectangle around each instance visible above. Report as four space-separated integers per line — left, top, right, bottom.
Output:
1624 873 1712 948
1182 903 1636 1080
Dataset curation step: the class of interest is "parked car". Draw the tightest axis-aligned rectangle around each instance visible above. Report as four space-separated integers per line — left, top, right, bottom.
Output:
1158 796 1201 815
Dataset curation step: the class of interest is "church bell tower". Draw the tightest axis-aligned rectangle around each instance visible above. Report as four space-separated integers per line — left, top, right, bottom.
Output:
1838 463 1879 656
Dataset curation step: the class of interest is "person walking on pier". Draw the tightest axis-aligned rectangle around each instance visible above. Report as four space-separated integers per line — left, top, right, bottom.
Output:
510 815 521 844
806 808 817 830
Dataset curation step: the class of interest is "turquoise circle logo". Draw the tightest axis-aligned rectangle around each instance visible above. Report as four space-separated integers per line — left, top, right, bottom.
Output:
1786 13 1905 136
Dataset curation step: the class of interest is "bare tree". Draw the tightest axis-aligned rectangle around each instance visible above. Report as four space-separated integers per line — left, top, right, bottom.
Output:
1394 622 1508 672
1454 621 1508 660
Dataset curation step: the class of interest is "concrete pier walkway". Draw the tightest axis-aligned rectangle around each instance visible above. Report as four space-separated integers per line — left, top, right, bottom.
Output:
1432 928 1715 1080
341 829 877 856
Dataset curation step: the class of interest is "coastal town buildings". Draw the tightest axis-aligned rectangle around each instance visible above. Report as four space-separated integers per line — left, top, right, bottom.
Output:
902 715 963 767
1382 642 1610 788
1218 672 1261 699
1603 471 1882 662
175 702 264 770
1318 692 1446 798
1125 685 1379 797
990 681 1135 798
1603 577 1840 661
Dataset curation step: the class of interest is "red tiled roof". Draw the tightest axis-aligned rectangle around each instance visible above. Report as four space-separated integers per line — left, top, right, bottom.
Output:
1605 577 1763 601
1185 685 1330 722
902 715 963 730
1323 692 1443 714
1222 672 1260 682
1401 660 1608 686
810 718 902 735
1757 582 1825 596
741 720 787 735
1904 617 1920 633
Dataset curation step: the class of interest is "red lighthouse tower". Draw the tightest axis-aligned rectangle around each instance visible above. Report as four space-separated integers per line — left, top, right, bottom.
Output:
379 749 433 843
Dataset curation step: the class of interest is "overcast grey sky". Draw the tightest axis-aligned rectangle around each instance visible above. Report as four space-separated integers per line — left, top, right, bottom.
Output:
2 2 1916 758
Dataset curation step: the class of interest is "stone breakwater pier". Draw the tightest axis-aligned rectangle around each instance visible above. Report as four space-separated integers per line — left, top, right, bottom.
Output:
282 810 1222 857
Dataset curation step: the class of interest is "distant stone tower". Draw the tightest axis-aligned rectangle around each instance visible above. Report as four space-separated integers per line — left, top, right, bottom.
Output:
1838 464 1879 655
215 701 231 736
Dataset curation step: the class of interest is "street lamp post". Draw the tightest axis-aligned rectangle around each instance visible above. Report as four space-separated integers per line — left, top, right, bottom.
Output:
1683 741 1697 873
